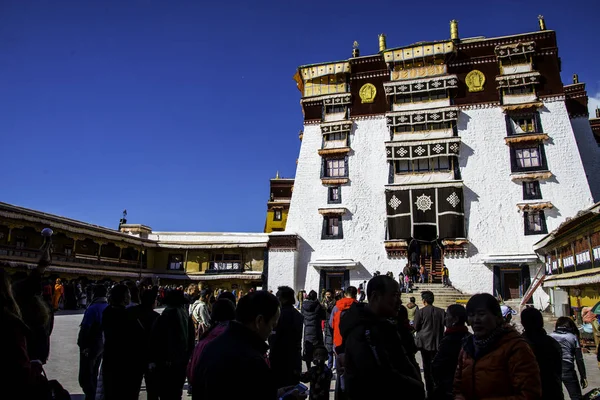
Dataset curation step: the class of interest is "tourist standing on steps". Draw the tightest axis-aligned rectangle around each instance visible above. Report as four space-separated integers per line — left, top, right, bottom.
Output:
340 275 424 400
301 290 325 371
430 304 470 400
550 317 588 400
521 307 563 400
78 285 109 400
406 296 419 326
414 290 445 398
270 286 304 388
441 265 449 287
454 293 541 400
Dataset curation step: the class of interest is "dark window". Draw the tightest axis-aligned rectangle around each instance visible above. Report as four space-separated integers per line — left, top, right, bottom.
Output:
524 211 548 235
328 186 341 204
325 104 345 114
322 157 348 178
394 157 451 174
393 121 453 134
510 144 547 172
508 113 540 135
168 254 184 270
523 181 542 200
15 240 26 249
393 90 448 105
505 86 534 95
322 216 343 239
325 132 345 141
64 246 73 256
274 210 282 221
210 254 242 271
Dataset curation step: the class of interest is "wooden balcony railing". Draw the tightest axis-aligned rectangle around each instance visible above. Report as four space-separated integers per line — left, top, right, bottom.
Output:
0 244 146 269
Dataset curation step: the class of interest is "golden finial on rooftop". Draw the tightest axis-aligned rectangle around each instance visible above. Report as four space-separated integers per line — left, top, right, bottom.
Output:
538 15 546 31
352 41 360 58
450 20 459 41
378 34 386 52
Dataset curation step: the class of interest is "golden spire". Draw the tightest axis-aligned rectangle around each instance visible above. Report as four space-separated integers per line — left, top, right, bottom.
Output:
538 15 546 31
378 34 387 52
275 171 280 179
450 20 459 41
573 73 579 84
352 41 360 58
596 107 600 119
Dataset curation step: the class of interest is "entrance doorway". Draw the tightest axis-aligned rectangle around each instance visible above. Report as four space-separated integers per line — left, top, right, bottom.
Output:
407 241 443 283
319 270 350 293
326 273 344 292
503 272 521 300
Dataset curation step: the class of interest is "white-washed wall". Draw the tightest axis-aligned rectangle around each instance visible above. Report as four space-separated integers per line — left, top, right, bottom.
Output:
267 250 297 290
277 100 593 295
570 117 600 202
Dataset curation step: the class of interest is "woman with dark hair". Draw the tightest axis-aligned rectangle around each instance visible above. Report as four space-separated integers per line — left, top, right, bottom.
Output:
0 268 43 398
521 307 563 400
188 298 236 388
431 304 470 400
301 290 325 371
550 317 588 400
322 289 336 369
149 288 195 400
454 293 541 400
397 304 419 371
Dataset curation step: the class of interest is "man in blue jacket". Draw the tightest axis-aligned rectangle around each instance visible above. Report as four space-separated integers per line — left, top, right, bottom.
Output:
78 284 109 400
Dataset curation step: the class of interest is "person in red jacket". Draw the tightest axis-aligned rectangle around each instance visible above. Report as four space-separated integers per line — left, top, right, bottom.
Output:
329 286 357 400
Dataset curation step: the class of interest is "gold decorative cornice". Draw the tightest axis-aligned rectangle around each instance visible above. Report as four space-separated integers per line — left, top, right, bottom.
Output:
510 170 553 181
318 208 348 216
321 178 349 185
504 133 549 144
318 147 350 156
517 202 554 211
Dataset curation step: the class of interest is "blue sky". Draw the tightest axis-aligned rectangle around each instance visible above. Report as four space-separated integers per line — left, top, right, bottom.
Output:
1 0 598 232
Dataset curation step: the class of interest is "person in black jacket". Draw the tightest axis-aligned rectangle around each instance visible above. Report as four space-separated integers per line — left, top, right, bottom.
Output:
301 290 325 371
127 288 160 400
322 289 336 370
431 304 471 400
270 286 304 388
101 284 138 400
149 289 195 400
340 275 425 400
414 290 445 398
193 290 305 400
396 304 419 372
521 307 564 400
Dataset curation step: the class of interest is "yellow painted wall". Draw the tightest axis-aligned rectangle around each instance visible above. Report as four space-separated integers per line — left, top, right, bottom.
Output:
569 285 600 308
264 210 289 233
244 248 265 272
186 250 210 273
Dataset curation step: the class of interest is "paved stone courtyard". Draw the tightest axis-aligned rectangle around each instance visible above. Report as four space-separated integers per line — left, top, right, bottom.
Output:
45 309 600 399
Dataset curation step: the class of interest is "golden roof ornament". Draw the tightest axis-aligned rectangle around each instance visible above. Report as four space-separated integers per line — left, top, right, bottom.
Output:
596 107 600 118
352 41 360 58
378 34 387 52
275 171 280 179
450 20 459 41
573 73 579 84
538 15 546 31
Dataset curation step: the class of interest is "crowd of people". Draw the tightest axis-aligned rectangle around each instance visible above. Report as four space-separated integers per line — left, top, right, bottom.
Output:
1 250 598 400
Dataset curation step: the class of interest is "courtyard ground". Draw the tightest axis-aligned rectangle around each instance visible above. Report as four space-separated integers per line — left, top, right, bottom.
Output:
44 309 600 399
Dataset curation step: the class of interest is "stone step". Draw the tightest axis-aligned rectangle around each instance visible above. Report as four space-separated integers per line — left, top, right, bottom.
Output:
400 283 471 308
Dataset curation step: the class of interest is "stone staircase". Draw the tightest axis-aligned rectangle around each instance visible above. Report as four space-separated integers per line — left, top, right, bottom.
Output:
401 283 472 309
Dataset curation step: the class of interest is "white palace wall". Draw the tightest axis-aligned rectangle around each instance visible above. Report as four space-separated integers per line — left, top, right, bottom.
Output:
275 100 594 298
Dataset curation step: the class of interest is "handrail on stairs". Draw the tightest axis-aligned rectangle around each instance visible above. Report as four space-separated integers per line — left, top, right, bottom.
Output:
520 264 546 309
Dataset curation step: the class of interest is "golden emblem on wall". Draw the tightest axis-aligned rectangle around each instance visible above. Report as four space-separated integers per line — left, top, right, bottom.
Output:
465 70 485 92
359 83 377 104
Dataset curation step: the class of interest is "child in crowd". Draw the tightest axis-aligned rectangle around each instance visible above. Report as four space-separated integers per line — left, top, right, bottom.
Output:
300 345 333 400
